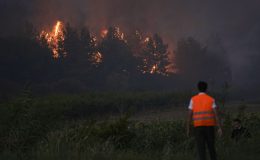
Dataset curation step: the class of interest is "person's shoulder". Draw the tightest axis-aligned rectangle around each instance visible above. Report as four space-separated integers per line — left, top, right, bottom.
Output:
205 94 215 101
191 94 199 100
192 93 214 99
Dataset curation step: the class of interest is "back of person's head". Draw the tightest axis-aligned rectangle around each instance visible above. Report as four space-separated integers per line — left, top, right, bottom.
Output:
197 81 208 92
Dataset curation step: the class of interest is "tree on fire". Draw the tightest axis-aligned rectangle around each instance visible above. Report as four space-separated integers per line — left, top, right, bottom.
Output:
79 27 99 66
127 30 171 76
0 22 234 94
141 34 170 75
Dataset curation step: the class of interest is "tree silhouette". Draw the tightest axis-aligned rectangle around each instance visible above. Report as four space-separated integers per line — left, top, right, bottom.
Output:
98 27 139 89
174 37 209 82
99 27 138 74
175 37 232 88
63 23 80 61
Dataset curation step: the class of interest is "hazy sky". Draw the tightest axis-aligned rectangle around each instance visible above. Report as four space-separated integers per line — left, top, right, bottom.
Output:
1 0 260 80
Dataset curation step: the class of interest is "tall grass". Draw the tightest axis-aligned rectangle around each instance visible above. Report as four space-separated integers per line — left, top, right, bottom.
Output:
33 114 260 160
0 92 259 160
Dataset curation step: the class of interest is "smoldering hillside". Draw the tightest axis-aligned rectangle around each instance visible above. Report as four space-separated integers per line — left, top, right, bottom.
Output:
0 0 260 99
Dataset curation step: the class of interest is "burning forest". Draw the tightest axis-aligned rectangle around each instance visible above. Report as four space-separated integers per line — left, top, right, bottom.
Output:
1 1 260 160
1 20 231 92
39 21 65 58
38 20 175 76
0 19 233 93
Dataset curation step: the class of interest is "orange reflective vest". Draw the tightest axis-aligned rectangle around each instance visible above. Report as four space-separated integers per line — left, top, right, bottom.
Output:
192 94 216 127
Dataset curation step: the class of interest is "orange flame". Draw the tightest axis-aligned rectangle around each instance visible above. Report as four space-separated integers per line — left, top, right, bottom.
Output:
40 21 65 58
90 51 103 65
54 21 62 37
101 29 108 38
150 64 157 74
144 37 150 43
115 27 126 41
100 27 127 42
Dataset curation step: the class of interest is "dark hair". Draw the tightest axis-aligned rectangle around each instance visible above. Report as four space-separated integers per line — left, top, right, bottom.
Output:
233 118 241 123
197 81 208 92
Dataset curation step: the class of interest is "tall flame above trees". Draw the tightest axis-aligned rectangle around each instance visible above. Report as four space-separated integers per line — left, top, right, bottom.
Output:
39 21 66 58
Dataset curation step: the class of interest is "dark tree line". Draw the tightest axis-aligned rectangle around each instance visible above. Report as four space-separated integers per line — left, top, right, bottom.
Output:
0 23 232 96
174 37 232 90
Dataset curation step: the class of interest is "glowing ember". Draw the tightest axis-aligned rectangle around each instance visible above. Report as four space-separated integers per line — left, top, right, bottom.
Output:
120 33 125 40
100 27 126 42
90 51 103 65
101 29 108 38
144 37 150 43
150 64 158 74
40 21 65 58
116 27 126 42
91 36 98 47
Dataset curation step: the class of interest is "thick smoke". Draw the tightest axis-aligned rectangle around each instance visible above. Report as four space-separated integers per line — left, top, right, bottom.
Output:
1 0 260 89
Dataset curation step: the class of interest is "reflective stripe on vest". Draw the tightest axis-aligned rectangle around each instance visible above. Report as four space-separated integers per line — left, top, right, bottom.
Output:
193 111 214 115
192 94 216 127
193 115 215 121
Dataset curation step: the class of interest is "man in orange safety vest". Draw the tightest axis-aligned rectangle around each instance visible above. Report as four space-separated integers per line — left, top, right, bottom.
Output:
187 81 222 160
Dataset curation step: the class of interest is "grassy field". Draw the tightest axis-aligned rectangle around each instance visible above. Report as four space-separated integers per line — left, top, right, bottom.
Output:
0 92 259 160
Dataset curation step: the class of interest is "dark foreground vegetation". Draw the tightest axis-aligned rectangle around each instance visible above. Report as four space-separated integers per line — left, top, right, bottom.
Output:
0 92 259 160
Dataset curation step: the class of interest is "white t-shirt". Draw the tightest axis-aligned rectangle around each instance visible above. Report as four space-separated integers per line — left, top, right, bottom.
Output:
188 93 217 110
